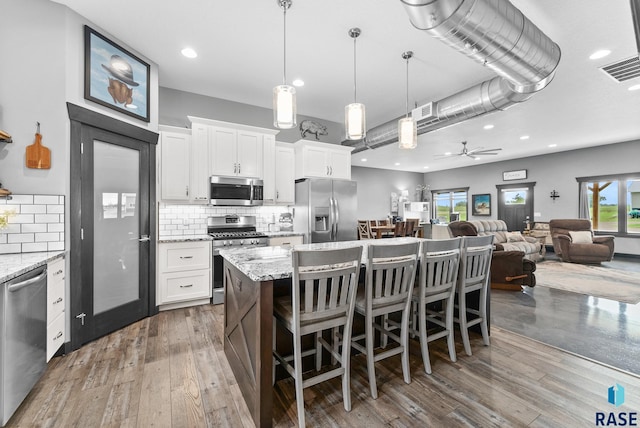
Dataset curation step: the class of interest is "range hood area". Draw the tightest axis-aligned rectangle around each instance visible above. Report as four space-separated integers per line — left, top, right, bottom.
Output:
342 0 561 153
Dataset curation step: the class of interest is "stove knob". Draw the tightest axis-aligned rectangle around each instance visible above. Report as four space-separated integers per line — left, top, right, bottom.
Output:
240 240 244 245
224 241 229 246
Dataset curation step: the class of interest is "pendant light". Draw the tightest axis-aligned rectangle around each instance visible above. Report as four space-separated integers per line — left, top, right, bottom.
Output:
398 51 417 149
273 0 296 129
345 28 365 140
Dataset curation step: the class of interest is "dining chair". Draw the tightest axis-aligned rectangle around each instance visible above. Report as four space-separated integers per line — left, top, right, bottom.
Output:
410 238 461 374
357 220 373 239
272 246 363 428
351 241 420 399
455 235 494 356
393 221 406 237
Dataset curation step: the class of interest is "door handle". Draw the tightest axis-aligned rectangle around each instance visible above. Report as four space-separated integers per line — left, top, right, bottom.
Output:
334 198 340 238
138 235 151 242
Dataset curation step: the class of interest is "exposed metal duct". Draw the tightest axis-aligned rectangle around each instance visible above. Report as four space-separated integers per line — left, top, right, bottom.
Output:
343 0 561 153
631 0 640 55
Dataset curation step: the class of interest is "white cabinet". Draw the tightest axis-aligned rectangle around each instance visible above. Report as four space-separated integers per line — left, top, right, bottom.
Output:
159 128 191 201
264 141 295 205
47 257 65 362
268 235 303 247
158 241 212 309
190 123 211 202
293 139 353 180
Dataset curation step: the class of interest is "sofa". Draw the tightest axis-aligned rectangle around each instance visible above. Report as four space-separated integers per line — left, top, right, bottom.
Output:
465 220 544 262
549 219 615 264
448 220 537 290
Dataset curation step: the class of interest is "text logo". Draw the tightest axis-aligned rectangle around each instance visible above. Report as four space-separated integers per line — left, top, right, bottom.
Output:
609 384 626 408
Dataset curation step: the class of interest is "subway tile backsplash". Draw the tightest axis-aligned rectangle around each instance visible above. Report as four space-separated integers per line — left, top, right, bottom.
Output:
0 195 65 254
158 204 291 237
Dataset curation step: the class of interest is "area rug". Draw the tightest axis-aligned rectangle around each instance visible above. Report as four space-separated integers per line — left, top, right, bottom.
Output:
535 260 640 304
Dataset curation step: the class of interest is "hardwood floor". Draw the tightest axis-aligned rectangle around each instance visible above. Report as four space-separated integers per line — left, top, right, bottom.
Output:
7 304 640 427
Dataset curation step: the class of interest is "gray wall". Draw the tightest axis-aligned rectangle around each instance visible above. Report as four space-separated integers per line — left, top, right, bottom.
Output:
424 139 640 255
351 166 424 220
160 87 343 144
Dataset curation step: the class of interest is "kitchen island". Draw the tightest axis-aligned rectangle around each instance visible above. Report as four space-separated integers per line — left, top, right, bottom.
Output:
218 238 420 427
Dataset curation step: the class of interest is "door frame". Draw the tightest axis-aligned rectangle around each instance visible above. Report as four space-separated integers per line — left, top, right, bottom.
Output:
495 181 536 231
67 103 158 352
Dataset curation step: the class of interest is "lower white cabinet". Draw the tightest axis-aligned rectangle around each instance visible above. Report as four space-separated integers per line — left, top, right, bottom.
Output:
47 257 66 362
158 241 212 308
268 235 303 247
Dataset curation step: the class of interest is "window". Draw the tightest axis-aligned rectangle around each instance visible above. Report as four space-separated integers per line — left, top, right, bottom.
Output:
578 174 640 236
432 188 468 222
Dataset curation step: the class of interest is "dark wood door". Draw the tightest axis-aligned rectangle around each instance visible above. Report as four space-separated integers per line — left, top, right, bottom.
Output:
68 104 157 350
496 182 535 231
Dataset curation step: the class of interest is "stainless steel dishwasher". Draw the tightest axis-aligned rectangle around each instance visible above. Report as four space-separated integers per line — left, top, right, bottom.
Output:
1 265 47 426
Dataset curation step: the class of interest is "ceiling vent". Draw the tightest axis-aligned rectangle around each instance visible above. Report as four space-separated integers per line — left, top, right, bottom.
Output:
411 102 437 122
600 56 640 82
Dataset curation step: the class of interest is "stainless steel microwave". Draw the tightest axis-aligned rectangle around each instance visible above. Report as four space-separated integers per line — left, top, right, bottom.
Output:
210 176 263 206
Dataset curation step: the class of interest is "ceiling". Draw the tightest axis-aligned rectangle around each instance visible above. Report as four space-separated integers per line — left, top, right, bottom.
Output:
52 0 640 173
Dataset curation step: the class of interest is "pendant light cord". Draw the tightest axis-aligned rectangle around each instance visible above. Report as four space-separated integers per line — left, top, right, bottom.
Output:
353 36 357 103
283 5 287 85
405 56 409 118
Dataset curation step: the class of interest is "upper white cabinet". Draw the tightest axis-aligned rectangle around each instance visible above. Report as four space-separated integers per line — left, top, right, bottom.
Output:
264 141 295 205
190 123 211 202
159 127 191 201
293 139 353 180
189 116 278 179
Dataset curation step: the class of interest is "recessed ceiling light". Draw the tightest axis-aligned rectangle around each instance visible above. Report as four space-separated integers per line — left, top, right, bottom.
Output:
629 84 640 91
423 166 429 169
361 158 367 162
394 162 400 166
474 157 481 161
444 152 452 156
181 47 198 59
292 79 305 87
548 144 557 148
520 135 530 140
483 124 494 130
589 49 611 60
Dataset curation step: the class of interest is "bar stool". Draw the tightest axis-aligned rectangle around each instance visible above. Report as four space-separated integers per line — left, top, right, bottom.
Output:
456 235 494 355
272 246 363 428
351 241 420 399
410 238 461 374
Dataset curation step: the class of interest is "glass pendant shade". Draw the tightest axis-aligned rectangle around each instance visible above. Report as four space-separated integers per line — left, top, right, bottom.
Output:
273 84 297 129
398 117 417 149
345 102 366 140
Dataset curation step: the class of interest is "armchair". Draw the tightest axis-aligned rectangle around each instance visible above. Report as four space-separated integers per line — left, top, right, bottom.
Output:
549 219 615 264
448 221 536 290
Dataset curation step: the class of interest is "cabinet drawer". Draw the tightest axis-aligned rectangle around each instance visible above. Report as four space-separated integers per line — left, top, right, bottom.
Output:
160 242 210 273
268 235 303 247
47 312 65 362
160 270 211 304
47 277 65 324
47 257 65 285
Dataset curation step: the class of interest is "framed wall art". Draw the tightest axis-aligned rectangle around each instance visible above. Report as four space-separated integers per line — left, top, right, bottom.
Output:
472 193 491 216
502 169 527 181
84 26 150 122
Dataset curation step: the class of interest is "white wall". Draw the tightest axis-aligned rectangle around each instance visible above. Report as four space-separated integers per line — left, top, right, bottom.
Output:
423 140 640 255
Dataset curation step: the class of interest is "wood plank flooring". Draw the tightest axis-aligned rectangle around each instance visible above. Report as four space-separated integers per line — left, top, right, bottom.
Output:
7 304 640 427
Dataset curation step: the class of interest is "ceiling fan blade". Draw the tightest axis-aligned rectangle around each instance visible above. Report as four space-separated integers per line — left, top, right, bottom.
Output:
466 153 477 159
466 147 485 154
474 151 500 155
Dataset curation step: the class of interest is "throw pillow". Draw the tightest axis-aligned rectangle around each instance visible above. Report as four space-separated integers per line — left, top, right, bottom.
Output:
569 230 593 243
506 231 526 242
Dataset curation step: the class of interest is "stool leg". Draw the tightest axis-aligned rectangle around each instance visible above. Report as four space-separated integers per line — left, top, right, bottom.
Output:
365 312 378 399
293 332 306 428
400 305 411 384
458 291 472 356
418 300 432 374
444 298 457 362
479 283 490 346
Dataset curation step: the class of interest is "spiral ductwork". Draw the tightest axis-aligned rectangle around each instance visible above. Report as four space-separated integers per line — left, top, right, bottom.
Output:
344 0 561 153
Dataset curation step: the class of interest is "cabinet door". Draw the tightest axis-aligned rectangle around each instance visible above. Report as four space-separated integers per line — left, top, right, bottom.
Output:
328 149 352 179
160 131 191 200
275 145 295 203
236 130 263 178
210 127 237 177
302 146 329 178
191 124 210 202
262 138 276 203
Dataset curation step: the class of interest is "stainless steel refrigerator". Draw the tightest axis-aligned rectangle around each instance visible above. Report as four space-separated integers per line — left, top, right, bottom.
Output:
293 178 357 243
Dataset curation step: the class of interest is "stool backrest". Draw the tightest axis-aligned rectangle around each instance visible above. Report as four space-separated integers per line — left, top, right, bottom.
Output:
366 242 420 311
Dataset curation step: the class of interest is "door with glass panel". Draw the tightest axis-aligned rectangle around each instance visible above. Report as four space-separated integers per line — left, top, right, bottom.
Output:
75 126 151 347
496 183 535 231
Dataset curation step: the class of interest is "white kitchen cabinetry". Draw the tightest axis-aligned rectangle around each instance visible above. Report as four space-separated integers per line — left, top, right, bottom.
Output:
47 257 65 362
159 128 191 201
268 235 303 247
189 123 211 202
189 116 278 179
263 141 295 205
158 241 211 309
293 139 353 180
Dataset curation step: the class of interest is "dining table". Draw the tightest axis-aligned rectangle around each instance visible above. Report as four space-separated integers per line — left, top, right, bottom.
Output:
370 224 395 239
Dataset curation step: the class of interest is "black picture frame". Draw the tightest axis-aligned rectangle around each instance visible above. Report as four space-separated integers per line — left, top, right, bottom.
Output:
472 193 491 216
84 26 150 122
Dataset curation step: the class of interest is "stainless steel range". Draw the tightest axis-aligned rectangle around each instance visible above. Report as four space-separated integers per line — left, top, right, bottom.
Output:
208 215 268 304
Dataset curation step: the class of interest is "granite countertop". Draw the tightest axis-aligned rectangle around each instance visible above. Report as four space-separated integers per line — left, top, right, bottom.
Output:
0 251 65 283
264 231 303 238
219 237 422 282
158 234 213 243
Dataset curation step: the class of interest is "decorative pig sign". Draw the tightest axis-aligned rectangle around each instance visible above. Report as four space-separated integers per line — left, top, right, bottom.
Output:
299 120 328 140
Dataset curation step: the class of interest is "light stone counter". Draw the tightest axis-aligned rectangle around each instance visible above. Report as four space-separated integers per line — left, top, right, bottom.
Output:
0 251 65 283
158 234 213 243
219 237 422 282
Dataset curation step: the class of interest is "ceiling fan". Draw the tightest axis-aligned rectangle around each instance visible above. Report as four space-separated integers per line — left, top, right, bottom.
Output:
436 141 502 159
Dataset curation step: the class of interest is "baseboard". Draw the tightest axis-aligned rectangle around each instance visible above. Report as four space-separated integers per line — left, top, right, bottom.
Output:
614 253 640 260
